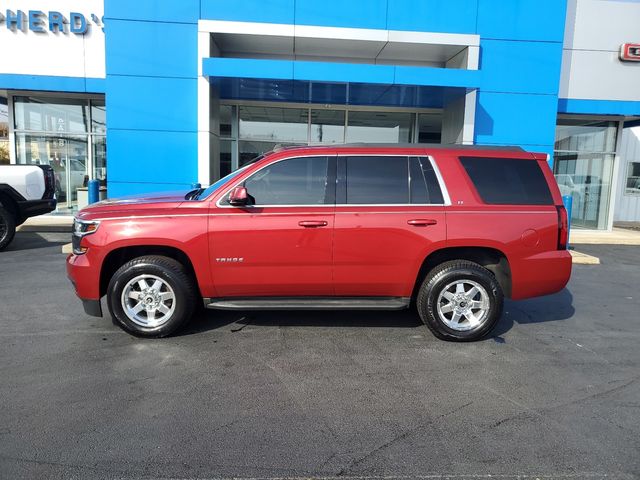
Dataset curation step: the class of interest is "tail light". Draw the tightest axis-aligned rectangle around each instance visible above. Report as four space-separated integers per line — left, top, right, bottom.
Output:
557 205 568 250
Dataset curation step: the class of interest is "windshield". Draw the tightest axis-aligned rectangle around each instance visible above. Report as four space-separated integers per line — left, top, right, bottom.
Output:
195 163 254 200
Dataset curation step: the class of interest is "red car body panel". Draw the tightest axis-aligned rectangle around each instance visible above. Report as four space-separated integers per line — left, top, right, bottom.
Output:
67 145 571 308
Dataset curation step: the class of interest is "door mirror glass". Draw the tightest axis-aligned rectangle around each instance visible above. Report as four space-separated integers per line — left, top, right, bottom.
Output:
229 186 249 206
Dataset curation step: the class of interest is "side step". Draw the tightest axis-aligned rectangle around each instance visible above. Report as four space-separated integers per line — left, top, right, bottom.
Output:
203 297 411 311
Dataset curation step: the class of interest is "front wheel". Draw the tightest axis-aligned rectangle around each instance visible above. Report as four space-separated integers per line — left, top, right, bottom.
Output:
107 255 197 337
416 260 503 341
0 206 17 251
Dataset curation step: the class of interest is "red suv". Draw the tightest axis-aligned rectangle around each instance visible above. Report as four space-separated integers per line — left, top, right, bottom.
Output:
67 145 571 341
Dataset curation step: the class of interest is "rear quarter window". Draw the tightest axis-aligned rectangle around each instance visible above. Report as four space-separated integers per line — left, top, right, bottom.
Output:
459 156 553 205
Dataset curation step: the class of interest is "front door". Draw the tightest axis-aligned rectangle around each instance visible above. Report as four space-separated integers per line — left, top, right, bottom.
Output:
209 155 336 297
333 155 447 297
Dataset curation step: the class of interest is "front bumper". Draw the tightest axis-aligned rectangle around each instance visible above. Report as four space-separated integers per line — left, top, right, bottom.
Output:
67 251 103 317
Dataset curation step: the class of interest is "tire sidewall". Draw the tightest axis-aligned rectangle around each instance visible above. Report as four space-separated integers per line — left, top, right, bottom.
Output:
423 265 503 341
107 259 192 337
0 207 16 251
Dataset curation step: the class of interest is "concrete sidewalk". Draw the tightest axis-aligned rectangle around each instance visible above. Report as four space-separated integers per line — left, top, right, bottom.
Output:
17 215 73 233
570 227 640 245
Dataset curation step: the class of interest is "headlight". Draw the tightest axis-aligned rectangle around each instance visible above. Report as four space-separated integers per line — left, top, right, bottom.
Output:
73 219 100 237
72 219 100 255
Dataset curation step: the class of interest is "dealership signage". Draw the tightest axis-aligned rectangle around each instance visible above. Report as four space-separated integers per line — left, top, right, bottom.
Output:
0 9 102 34
619 43 640 62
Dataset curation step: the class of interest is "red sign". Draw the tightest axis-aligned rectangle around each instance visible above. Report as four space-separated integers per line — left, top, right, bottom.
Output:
620 44 640 62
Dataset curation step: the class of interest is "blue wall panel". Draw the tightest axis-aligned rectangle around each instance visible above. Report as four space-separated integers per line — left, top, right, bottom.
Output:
201 0 295 24
0 74 105 93
105 0 199 23
475 92 558 147
386 0 478 34
477 0 567 42
294 0 387 29
107 130 198 186
479 40 563 95
107 76 197 132
106 20 198 78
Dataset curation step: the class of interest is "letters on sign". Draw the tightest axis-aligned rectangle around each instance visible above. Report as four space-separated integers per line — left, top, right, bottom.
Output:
0 9 103 35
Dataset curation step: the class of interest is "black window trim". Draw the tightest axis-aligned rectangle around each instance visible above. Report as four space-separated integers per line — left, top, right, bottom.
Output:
216 153 451 208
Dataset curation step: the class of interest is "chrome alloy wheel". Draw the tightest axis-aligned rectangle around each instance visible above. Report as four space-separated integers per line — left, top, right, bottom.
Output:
436 279 490 331
121 274 176 328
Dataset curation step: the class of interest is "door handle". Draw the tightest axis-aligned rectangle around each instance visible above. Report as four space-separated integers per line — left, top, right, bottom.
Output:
407 219 438 226
298 220 328 228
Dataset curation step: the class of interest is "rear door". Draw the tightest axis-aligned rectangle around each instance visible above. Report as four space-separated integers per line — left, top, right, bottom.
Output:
333 155 447 297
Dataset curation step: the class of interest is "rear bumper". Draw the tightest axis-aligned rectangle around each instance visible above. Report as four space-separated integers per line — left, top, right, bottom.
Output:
17 198 57 220
511 250 572 300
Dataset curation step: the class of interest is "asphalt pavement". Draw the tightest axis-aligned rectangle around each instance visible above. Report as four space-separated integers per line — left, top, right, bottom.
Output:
1 232 639 479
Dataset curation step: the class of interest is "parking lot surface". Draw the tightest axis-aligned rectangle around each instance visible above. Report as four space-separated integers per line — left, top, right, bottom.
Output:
1 232 639 479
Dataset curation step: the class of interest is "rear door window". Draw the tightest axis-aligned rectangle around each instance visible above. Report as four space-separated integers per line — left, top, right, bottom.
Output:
342 156 409 204
409 157 445 205
459 156 553 205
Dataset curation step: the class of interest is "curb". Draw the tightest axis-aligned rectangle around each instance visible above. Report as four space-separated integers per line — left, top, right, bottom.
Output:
570 250 600 265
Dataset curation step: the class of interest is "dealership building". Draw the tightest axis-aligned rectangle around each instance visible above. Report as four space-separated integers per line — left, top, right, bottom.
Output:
1 0 639 229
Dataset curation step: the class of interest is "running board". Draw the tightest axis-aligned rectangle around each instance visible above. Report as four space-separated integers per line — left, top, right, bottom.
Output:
203 297 411 311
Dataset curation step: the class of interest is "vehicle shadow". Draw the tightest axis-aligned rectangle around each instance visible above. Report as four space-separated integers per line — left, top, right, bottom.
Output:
2 232 68 252
179 308 423 336
179 288 574 338
491 287 575 338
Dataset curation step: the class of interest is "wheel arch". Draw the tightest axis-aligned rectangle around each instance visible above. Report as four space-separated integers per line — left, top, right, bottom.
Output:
413 246 512 300
99 245 201 299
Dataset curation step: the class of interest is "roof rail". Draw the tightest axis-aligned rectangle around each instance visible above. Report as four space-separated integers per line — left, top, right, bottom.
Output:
273 143 526 152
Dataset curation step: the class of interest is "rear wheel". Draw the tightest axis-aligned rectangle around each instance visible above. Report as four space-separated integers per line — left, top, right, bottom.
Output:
107 255 197 337
416 260 503 341
0 206 17 251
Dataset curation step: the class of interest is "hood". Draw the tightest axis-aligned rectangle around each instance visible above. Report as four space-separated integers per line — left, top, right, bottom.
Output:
94 190 190 206
77 190 191 218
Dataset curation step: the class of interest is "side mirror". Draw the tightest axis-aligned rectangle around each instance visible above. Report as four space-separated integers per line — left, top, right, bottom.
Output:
229 186 249 206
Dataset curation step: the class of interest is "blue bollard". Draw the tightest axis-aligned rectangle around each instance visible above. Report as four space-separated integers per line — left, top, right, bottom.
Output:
191 183 201 190
88 179 100 205
562 194 573 249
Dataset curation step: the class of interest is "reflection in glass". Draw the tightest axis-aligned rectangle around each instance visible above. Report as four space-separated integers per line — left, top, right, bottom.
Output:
91 100 106 135
554 152 614 229
220 105 233 138
626 162 640 195
238 140 302 167
15 133 88 214
310 109 344 144
14 96 89 133
417 113 442 143
239 106 308 143
220 140 232 178
346 111 413 143
0 97 8 165
555 119 617 153
93 136 107 185
244 156 329 205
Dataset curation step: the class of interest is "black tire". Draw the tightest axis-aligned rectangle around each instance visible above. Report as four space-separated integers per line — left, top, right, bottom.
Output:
0 206 17 251
106 255 197 338
416 260 503 342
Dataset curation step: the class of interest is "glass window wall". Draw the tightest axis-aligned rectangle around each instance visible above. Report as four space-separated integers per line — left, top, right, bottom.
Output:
554 118 618 229
12 96 106 214
0 96 8 165
218 103 442 179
